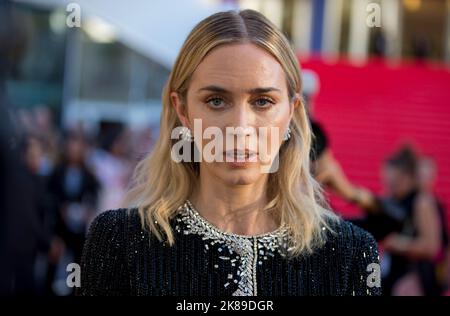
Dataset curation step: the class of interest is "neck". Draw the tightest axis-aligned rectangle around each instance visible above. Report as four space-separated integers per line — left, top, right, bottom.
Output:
190 171 277 236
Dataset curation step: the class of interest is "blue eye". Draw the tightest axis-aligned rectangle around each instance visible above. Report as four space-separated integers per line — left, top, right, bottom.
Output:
254 97 274 108
206 97 225 108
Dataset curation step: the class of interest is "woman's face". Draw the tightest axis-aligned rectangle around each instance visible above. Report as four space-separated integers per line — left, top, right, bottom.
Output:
66 136 85 165
25 137 44 174
381 164 415 199
172 43 297 186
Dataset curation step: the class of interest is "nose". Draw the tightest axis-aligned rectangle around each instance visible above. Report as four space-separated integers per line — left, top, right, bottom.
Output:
224 104 259 152
226 103 256 137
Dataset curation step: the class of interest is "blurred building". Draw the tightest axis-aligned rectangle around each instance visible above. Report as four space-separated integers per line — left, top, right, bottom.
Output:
7 0 236 134
238 0 450 63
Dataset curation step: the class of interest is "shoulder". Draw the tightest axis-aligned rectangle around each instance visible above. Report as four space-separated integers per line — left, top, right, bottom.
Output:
319 218 380 268
322 219 381 295
79 208 141 295
90 208 140 229
85 208 144 248
89 208 140 228
324 219 379 257
414 192 439 212
328 219 377 246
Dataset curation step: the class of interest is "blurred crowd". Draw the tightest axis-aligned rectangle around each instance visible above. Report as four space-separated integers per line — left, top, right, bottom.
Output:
310 118 450 296
0 105 154 296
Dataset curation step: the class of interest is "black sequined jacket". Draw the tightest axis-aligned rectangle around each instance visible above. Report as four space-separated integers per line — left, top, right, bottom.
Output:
78 201 381 296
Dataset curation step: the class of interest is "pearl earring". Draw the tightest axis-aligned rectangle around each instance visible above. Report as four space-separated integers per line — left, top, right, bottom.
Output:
283 127 292 141
179 126 193 142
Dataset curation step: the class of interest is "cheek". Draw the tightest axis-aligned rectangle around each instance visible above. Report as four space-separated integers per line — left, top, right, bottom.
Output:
258 105 291 148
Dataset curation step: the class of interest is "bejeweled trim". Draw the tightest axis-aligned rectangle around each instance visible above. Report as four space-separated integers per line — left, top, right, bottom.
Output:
175 200 289 296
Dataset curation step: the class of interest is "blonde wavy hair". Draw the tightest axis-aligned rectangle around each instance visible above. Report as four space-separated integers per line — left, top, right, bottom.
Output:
125 9 338 256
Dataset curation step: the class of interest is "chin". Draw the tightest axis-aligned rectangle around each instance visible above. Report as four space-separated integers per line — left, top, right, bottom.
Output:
220 168 262 186
226 176 255 186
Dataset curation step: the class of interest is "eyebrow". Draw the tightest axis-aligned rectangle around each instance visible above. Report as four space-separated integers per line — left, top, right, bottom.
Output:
197 85 281 94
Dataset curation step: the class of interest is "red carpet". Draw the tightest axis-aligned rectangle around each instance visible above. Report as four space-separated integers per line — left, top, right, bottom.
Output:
300 57 450 229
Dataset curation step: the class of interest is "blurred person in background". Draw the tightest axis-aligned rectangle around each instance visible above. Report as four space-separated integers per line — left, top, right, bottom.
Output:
32 105 60 175
412 34 430 63
15 107 60 177
0 125 54 296
417 156 449 294
0 0 52 296
21 134 56 295
381 146 446 296
46 131 99 295
87 124 133 212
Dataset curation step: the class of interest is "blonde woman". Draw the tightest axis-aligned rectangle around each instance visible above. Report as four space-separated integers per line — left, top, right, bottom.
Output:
78 10 380 296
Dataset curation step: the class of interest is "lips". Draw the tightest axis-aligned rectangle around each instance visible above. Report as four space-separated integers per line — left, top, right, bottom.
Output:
223 150 258 162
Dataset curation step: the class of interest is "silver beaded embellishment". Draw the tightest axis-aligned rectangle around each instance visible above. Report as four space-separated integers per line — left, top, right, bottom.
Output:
176 200 289 296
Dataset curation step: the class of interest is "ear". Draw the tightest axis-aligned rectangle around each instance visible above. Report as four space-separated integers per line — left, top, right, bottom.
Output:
289 93 301 119
170 91 190 128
